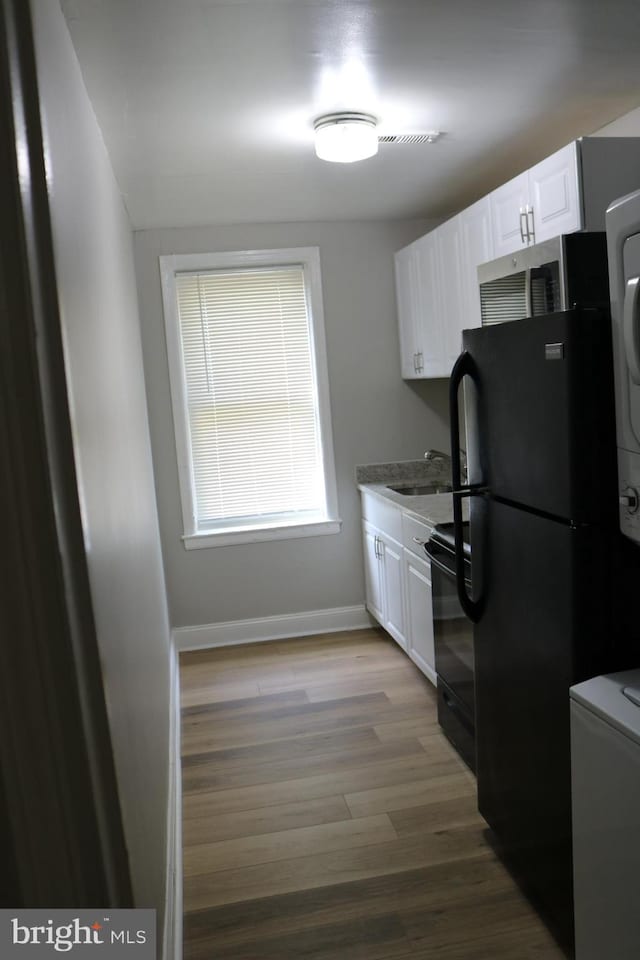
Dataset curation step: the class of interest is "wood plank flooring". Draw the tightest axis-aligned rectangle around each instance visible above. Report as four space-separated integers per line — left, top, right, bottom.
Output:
180 628 566 959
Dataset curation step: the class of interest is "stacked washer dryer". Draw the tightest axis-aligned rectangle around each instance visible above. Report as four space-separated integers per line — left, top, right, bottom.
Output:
569 188 640 960
607 188 640 537
571 673 640 960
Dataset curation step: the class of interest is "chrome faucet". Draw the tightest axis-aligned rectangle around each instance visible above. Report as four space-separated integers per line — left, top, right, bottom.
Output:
423 449 450 463
424 448 467 484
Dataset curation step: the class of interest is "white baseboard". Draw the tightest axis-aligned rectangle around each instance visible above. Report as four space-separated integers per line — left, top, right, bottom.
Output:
173 604 375 651
162 641 183 960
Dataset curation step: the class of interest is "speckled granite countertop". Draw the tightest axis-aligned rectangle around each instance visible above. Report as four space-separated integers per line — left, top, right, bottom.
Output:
356 458 469 527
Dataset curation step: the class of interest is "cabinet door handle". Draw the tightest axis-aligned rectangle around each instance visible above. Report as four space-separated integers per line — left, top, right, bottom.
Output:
374 535 381 558
519 209 528 244
526 206 535 244
412 536 428 546
418 351 424 372
413 353 418 373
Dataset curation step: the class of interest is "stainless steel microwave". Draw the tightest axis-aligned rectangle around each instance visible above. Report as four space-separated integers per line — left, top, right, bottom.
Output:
477 232 610 326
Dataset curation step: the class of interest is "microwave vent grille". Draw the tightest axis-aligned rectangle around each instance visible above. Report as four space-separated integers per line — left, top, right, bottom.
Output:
480 272 528 326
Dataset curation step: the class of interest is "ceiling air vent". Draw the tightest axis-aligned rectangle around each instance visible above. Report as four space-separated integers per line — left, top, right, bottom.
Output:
378 132 442 144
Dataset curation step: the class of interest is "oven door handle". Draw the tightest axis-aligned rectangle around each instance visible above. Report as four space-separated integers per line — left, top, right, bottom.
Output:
424 544 472 588
424 544 452 575
450 350 482 623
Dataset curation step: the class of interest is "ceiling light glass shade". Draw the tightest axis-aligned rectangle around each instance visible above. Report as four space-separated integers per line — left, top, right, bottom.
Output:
314 113 378 163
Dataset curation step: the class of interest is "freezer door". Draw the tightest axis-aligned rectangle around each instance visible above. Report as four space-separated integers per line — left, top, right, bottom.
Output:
473 497 614 949
462 309 617 524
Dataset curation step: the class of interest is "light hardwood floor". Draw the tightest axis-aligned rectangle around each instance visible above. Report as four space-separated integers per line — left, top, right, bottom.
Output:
180 628 566 959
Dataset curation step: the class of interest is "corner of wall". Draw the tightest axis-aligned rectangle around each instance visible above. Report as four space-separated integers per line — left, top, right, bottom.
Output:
162 639 183 960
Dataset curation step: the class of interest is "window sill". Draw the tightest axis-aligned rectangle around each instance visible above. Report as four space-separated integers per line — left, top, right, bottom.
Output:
182 518 342 549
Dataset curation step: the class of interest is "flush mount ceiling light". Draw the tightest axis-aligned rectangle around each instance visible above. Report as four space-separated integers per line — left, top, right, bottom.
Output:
314 113 378 163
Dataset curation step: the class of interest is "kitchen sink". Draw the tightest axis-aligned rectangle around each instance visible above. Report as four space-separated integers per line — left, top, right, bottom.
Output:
387 483 453 496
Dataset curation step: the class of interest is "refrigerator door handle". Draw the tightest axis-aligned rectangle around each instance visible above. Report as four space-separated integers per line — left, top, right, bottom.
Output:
452 486 489 498
450 350 483 623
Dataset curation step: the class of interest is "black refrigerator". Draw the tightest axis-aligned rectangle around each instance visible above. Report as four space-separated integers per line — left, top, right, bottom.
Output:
449 308 633 953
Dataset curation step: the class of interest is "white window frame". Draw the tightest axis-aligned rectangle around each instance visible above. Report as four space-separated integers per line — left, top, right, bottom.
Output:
160 247 341 549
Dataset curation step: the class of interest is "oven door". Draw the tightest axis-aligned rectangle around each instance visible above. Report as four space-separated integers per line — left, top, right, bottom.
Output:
426 539 476 771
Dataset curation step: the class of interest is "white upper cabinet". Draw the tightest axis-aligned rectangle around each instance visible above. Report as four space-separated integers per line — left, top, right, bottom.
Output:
490 143 581 256
490 171 530 259
414 231 448 378
395 204 493 379
396 136 640 379
528 142 581 242
437 217 465 370
459 196 493 330
394 242 421 378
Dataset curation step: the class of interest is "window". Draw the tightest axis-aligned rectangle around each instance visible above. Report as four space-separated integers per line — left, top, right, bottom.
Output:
160 247 340 548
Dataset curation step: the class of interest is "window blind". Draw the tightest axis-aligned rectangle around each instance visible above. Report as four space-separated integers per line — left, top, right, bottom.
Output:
174 265 326 530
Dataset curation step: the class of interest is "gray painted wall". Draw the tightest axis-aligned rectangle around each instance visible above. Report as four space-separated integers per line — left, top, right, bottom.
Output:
134 220 450 628
593 105 640 136
32 0 172 925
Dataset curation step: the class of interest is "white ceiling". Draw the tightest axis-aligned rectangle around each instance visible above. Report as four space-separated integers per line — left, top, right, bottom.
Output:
60 0 640 230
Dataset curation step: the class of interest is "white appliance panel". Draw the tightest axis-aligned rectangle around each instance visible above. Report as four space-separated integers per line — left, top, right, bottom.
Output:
606 190 640 544
623 232 640 446
571 671 640 960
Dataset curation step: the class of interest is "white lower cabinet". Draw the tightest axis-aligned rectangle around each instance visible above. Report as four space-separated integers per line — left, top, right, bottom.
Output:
381 536 406 649
403 550 436 685
363 523 385 623
361 492 436 685
363 520 407 650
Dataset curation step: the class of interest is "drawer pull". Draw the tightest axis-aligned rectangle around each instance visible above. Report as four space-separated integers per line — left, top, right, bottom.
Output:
412 536 428 546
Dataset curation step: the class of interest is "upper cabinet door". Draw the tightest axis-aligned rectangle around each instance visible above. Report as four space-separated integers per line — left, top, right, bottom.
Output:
414 232 447 377
490 171 530 258
394 243 421 378
528 142 582 244
437 217 465 371
459 196 494 330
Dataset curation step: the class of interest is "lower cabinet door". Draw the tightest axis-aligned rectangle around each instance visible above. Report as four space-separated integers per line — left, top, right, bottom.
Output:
363 523 384 623
381 536 407 650
404 550 436 685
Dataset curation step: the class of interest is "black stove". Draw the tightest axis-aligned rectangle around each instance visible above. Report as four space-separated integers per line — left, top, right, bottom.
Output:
425 521 475 772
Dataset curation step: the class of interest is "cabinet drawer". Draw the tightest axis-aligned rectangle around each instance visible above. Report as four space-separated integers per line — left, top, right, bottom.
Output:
402 512 434 559
361 491 402 542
